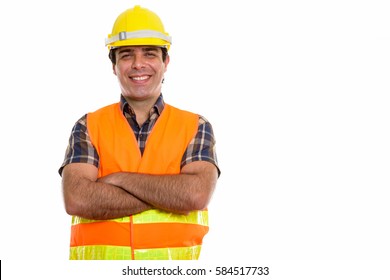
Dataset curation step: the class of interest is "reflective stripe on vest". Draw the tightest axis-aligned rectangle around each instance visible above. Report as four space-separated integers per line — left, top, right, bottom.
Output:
69 103 207 260
70 245 202 260
72 209 209 226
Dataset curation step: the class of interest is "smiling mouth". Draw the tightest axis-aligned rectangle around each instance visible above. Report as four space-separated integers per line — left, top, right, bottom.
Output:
131 76 149 81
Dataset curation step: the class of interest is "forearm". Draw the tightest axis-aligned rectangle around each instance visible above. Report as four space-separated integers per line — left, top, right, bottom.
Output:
100 174 196 213
98 162 217 214
62 165 152 220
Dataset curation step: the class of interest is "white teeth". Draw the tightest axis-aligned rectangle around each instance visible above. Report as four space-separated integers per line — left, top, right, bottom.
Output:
132 76 148 81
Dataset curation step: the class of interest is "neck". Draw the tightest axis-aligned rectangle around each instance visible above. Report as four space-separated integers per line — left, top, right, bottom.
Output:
125 96 158 127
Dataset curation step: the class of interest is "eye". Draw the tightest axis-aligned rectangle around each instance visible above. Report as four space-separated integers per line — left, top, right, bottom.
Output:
145 52 157 57
119 52 132 59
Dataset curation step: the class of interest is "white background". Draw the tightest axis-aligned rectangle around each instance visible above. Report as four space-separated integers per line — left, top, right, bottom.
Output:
1 0 389 278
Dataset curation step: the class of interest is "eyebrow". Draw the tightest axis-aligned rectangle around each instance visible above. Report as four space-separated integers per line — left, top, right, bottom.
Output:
118 47 160 54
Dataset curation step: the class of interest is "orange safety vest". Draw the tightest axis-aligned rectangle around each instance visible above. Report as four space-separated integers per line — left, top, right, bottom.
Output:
69 103 209 260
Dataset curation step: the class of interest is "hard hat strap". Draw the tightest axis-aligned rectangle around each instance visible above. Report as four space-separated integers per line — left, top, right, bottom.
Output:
105 30 172 46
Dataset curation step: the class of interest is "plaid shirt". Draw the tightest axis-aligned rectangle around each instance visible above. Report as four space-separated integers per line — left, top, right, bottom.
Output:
59 95 219 176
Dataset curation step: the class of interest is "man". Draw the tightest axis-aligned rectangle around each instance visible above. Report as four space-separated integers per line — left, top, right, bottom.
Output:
59 5 220 260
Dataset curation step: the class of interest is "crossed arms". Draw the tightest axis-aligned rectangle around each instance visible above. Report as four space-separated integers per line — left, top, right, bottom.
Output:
62 161 218 220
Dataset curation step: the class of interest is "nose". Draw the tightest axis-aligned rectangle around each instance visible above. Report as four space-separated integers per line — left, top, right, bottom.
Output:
132 53 145 69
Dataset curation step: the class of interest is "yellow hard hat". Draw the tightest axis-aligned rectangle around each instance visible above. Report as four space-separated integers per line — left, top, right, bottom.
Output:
105 5 171 50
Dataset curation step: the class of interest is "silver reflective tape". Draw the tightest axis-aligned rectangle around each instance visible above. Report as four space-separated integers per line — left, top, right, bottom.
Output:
105 30 172 46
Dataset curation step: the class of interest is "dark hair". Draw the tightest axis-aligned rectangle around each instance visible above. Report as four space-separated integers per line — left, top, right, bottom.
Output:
108 47 168 64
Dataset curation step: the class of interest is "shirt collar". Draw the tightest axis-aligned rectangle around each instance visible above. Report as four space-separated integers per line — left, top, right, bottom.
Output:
120 94 165 117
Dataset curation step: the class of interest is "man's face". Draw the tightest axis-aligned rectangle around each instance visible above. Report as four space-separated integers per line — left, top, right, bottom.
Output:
113 46 169 103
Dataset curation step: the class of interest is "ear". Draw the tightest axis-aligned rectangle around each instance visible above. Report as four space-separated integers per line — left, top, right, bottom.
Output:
164 54 170 72
112 64 117 76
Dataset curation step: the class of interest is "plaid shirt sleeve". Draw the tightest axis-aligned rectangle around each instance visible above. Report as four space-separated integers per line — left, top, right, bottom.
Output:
58 114 99 176
181 115 220 176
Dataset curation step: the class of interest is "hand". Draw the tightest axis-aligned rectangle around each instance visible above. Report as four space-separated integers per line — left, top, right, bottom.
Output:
97 172 123 186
